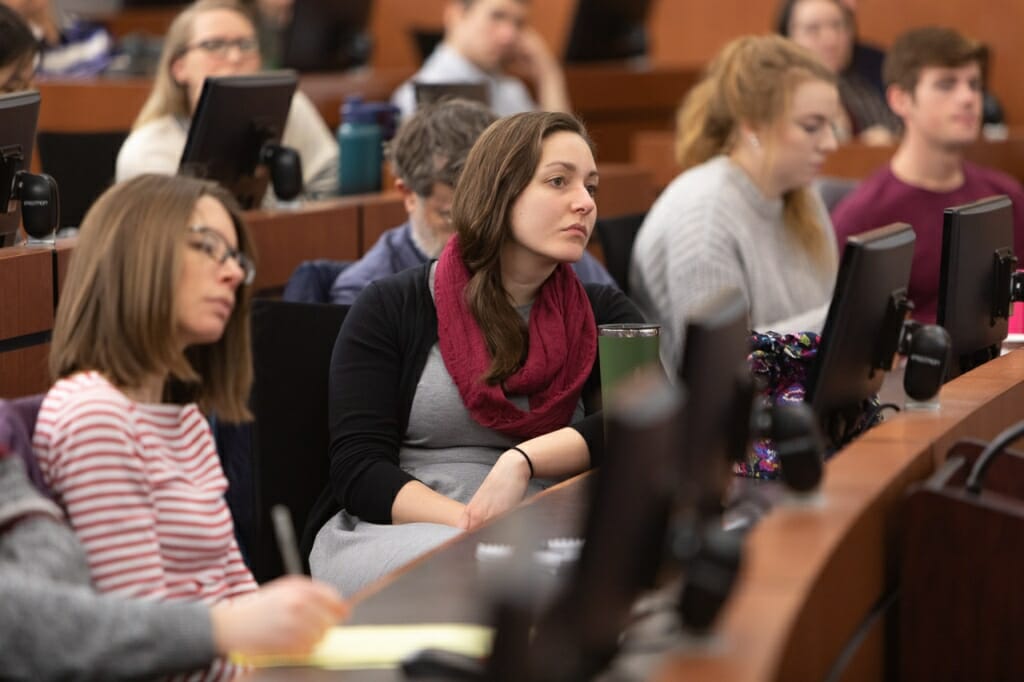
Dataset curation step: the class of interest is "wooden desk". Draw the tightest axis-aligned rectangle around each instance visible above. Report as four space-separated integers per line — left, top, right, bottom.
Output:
633 130 1024 192
0 246 54 398
245 201 361 295
248 350 1024 681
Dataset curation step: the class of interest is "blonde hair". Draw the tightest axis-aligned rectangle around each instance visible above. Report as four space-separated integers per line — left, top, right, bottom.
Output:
51 174 257 422
133 0 257 130
676 34 837 270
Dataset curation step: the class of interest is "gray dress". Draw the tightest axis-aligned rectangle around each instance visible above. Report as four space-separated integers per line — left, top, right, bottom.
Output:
311 270 582 596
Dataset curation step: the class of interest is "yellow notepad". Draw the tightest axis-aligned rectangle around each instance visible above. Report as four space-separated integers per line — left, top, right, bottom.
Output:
234 623 494 670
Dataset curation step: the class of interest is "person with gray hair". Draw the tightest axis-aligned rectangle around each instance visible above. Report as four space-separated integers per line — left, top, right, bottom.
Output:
329 99 614 305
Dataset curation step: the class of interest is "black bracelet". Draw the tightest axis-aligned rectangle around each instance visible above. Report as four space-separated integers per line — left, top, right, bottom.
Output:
510 445 534 479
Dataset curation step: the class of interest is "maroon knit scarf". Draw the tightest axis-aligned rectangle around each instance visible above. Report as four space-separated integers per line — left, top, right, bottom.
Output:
434 238 596 439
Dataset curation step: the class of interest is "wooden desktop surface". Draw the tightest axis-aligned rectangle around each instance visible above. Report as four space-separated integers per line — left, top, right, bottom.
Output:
248 349 1024 681
632 129 1024 191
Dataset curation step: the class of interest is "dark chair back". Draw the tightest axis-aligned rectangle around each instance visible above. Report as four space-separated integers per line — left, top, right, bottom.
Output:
595 212 646 296
247 299 349 582
281 259 352 304
0 395 48 498
36 131 128 229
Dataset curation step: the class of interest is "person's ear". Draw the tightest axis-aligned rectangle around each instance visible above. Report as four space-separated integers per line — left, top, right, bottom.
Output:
887 84 913 118
396 179 418 214
443 1 466 33
170 53 187 87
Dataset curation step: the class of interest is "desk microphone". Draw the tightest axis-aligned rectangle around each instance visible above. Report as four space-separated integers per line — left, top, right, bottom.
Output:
261 143 303 201
15 172 59 239
903 324 951 401
770 401 825 493
678 522 744 633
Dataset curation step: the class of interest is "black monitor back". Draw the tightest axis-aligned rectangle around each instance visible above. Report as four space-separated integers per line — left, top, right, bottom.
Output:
281 0 372 72
806 223 915 434
179 72 296 210
523 374 681 681
937 194 1014 379
0 91 40 247
564 0 651 63
678 288 753 513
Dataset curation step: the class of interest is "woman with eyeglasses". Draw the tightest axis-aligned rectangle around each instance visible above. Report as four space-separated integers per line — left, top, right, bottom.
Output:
115 0 338 203
629 35 841 373
31 174 347 679
0 4 38 93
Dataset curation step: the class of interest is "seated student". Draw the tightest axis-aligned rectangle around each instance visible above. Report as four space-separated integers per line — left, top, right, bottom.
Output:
831 27 1024 323
0 4 38 92
0 0 113 76
309 112 643 596
391 0 570 119
0 445 345 680
32 174 348 678
776 0 899 145
116 0 338 202
329 99 616 305
629 35 840 373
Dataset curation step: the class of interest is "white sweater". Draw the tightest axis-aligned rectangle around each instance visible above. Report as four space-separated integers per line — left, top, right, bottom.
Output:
629 155 837 372
116 90 339 205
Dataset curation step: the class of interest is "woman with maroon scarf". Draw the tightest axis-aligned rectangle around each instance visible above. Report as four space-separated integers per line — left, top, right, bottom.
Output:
307 112 644 596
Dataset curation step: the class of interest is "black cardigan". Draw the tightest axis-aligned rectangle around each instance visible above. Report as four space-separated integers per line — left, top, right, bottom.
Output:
303 263 643 540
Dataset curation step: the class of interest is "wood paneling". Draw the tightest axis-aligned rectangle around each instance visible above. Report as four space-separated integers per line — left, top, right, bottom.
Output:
245 202 360 294
0 343 50 399
0 247 52 341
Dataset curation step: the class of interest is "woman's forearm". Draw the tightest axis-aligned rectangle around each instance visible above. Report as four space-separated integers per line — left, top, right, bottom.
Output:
390 480 466 527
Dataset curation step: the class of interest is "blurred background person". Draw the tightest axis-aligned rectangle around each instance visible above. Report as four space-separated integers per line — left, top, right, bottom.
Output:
1 0 113 76
116 0 338 202
391 0 570 119
776 0 899 145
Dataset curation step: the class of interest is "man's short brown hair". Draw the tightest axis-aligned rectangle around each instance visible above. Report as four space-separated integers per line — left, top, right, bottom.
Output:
883 27 986 94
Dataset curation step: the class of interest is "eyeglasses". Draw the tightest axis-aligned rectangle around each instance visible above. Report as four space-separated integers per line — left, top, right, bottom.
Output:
183 36 259 60
187 225 256 285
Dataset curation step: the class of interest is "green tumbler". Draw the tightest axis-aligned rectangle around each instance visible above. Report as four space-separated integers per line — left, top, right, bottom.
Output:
597 323 661 407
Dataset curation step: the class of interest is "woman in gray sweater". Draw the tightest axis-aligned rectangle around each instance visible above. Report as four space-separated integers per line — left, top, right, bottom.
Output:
0 443 346 680
630 35 841 373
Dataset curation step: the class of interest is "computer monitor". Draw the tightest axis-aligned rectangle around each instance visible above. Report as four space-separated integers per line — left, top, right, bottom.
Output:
937 195 1015 380
564 0 652 63
806 222 916 446
522 373 682 681
179 72 297 210
281 0 372 72
0 90 40 247
677 288 754 515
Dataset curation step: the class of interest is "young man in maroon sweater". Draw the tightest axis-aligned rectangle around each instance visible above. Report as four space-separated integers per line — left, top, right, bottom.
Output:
831 26 1024 322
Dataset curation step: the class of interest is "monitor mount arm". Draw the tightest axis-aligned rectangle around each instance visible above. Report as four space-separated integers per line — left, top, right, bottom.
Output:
1 146 60 240
992 248 1024 323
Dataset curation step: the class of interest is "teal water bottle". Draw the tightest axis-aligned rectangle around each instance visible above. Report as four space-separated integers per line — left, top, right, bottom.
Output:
337 97 382 195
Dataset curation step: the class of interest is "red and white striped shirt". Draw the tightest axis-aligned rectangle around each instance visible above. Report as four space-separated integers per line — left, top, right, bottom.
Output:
34 372 256 680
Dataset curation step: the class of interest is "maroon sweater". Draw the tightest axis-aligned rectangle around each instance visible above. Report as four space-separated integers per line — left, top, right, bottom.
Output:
831 161 1024 322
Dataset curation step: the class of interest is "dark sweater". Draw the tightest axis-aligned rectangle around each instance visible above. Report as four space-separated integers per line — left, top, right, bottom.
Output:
306 262 644 534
